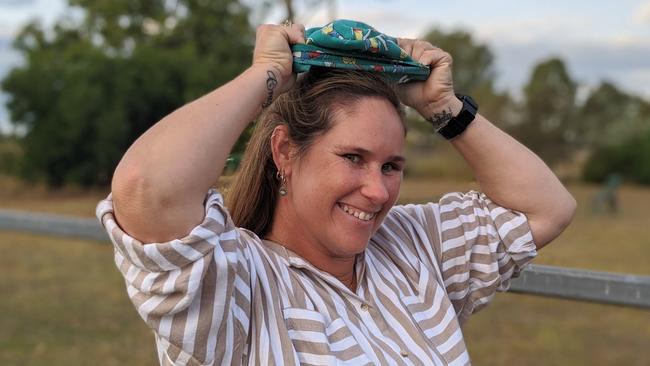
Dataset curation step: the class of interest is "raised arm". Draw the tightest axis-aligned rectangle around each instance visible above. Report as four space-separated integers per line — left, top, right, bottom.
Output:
398 39 576 249
111 24 305 242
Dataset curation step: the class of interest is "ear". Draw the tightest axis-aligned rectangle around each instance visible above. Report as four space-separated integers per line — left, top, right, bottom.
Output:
270 125 296 176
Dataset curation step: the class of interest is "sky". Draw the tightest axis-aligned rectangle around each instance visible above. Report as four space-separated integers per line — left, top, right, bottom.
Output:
1 0 650 133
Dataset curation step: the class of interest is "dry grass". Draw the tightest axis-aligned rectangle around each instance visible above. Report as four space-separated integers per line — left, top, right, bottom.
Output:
0 232 157 366
1 177 649 365
463 294 650 365
399 179 650 274
0 175 108 217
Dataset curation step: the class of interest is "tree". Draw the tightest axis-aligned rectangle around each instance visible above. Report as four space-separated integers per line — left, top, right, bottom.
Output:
2 0 253 186
422 29 495 94
576 81 650 149
509 58 577 166
577 81 650 185
582 129 650 185
406 28 512 151
422 28 513 125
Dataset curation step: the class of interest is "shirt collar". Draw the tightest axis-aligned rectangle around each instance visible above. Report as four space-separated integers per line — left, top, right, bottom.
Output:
262 239 368 297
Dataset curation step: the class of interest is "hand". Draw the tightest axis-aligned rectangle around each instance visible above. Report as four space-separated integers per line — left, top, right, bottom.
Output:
396 39 461 119
252 23 305 96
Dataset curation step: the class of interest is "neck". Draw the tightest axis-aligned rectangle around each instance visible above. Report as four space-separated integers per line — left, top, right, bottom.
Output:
267 230 358 291
267 200 358 292
339 265 358 292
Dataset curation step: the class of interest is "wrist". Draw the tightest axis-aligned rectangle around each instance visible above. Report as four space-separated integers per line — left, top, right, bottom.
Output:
448 96 463 117
248 64 285 108
419 94 463 132
440 94 479 140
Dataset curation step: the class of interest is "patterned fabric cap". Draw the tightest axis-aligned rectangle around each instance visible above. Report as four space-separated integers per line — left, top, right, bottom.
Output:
292 19 430 83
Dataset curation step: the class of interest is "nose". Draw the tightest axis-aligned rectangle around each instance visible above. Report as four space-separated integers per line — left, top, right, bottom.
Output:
360 169 390 205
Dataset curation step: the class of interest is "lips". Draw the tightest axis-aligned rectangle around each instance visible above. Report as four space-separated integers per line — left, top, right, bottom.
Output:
339 203 377 221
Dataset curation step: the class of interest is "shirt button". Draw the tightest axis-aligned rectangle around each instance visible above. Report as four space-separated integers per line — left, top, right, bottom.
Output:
360 303 369 311
400 350 409 357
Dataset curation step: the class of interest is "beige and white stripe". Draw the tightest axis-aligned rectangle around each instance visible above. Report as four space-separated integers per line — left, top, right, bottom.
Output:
97 189 536 365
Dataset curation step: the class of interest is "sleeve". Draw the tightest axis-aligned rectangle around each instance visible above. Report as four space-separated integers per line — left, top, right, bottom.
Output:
397 190 537 321
95 189 253 366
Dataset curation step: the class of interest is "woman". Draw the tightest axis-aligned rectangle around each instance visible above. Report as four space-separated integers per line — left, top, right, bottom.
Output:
98 22 576 365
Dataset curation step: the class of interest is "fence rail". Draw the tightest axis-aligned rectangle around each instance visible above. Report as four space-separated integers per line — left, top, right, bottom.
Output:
509 265 650 309
0 208 107 242
2 208 649 309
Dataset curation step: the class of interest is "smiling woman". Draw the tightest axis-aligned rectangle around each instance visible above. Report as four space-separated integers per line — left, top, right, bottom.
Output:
99 20 575 365
227 69 406 286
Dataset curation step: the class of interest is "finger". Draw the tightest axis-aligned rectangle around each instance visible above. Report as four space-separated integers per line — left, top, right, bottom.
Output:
397 37 415 55
417 50 436 68
418 49 452 68
286 23 306 44
412 40 436 64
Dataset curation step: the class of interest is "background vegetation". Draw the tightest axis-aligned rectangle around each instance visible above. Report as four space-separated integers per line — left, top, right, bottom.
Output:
2 0 649 187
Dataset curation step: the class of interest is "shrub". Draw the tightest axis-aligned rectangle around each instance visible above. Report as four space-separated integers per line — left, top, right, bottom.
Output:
582 130 650 184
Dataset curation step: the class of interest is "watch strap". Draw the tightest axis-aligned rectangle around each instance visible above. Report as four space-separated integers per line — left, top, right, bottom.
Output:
438 94 478 140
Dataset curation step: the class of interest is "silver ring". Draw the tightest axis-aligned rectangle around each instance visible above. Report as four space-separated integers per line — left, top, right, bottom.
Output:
282 19 292 28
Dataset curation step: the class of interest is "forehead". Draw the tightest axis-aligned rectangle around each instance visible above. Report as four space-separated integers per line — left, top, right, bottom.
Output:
321 97 405 148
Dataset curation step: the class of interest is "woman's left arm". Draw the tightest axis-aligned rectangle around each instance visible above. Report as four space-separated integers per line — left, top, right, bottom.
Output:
398 39 576 249
449 108 576 249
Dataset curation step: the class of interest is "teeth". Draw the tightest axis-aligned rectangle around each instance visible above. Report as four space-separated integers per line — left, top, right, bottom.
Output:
341 204 375 221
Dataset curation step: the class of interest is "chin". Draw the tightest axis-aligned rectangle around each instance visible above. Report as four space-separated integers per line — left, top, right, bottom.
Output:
329 234 372 257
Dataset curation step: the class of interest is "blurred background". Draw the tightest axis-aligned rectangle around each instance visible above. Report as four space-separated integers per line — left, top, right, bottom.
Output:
0 0 648 365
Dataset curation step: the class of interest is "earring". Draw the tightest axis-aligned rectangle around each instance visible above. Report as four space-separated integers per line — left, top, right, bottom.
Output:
276 170 288 196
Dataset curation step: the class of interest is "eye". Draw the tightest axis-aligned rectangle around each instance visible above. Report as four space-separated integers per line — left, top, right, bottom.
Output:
343 154 361 164
382 162 402 174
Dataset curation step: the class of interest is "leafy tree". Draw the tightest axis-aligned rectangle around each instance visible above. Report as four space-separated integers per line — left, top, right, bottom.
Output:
582 129 650 185
407 28 512 151
422 28 514 125
576 81 650 149
422 28 494 94
0 134 21 175
509 57 577 166
578 81 650 185
2 0 253 186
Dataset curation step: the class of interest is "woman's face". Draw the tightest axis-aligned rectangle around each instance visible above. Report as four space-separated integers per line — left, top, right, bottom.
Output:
282 97 405 262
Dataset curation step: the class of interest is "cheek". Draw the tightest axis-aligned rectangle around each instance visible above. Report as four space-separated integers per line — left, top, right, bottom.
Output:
374 176 402 223
322 160 361 188
387 174 402 201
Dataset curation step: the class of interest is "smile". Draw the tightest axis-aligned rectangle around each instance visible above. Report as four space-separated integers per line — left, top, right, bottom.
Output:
339 203 377 221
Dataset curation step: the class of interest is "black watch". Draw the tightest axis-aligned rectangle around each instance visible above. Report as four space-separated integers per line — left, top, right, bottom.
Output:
437 94 478 140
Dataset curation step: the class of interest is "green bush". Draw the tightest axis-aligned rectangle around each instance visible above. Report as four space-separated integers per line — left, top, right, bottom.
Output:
0 136 22 175
582 130 650 184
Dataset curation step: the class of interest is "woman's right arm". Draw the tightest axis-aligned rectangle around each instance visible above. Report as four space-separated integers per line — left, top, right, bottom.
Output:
111 24 305 243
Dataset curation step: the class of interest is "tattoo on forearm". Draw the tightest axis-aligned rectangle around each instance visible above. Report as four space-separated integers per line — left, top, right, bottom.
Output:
426 107 453 131
262 70 278 108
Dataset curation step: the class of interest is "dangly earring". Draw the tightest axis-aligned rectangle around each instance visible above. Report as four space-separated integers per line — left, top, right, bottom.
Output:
277 169 288 196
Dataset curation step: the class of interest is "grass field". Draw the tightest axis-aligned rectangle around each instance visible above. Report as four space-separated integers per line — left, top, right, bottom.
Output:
1 178 649 365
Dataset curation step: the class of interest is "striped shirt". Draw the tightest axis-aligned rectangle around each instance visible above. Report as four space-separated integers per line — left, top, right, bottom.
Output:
96 189 536 366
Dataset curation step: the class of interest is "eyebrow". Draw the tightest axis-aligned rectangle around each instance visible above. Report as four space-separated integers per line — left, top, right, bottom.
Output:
334 145 406 163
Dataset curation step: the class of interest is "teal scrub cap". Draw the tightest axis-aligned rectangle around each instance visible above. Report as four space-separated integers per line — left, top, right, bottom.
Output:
291 19 430 83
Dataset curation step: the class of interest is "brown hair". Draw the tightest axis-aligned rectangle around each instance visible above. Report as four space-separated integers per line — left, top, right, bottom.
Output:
225 68 403 236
